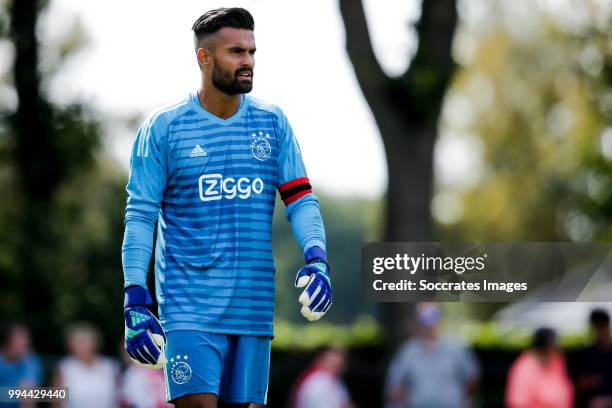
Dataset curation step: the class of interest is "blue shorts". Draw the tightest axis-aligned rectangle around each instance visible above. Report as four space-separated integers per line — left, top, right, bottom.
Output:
163 331 271 404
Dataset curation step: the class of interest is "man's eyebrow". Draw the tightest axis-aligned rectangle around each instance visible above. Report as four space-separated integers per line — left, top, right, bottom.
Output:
227 45 256 51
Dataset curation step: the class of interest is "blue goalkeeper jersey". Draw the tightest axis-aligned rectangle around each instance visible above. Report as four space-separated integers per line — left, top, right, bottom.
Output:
124 91 315 337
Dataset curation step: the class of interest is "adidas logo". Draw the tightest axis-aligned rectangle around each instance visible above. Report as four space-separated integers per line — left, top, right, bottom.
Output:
189 144 207 158
130 311 150 326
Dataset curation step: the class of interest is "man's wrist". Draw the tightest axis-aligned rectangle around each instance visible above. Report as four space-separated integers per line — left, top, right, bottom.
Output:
304 246 327 264
124 285 152 308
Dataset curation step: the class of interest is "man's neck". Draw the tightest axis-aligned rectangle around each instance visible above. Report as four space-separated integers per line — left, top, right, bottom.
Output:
597 337 612 349
77 354 98 366
198 84 241 119
1 351 19 363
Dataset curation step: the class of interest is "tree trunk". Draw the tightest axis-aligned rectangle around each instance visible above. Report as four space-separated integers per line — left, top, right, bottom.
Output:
339 0 458 346
9 0 55 338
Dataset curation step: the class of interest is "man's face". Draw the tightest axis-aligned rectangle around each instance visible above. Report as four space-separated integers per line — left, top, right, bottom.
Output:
208 27 256 95
4 327 30 360
68 331 97 360
594 323 610 341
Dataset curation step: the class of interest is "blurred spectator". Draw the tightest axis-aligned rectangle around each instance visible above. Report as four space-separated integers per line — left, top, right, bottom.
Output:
54 323 119 408
118 341 171 408
289 346 355 408
384 303 480 408
0 322 42 408
506 327 573 408
576 309 612 408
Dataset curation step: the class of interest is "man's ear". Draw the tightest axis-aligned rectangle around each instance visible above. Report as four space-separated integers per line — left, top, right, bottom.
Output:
197 48 211 68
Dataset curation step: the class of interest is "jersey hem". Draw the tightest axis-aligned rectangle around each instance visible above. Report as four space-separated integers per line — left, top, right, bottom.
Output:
162 322 274 338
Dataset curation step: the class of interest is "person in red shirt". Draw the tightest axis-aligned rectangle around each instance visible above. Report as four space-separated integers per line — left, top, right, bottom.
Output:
506 327 574 408
289 346 355 408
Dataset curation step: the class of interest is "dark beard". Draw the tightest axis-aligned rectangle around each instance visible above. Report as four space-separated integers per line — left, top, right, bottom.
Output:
212 64 253 95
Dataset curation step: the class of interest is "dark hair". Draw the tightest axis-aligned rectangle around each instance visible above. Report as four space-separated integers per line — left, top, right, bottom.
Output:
532 327 556 350
590 308 610 327
192 8 254 41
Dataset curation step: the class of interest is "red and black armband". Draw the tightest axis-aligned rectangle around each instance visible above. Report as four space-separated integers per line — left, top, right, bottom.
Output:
278 177 313 206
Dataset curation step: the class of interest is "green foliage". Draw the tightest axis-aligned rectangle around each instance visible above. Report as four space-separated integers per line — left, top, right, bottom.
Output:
47 158 127 352
271 315 594 351
47 104 100 191
453 320 591 350
0 145 127 353
437 4 612 242
272 315 382 350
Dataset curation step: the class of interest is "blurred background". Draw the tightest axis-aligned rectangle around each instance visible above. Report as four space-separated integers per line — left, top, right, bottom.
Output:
2 0 612 406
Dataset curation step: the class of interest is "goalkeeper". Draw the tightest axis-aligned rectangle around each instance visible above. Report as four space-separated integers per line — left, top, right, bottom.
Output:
121 7 331 408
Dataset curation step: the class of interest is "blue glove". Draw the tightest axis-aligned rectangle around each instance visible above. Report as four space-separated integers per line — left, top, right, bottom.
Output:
124 285 167 369
295 247 332 321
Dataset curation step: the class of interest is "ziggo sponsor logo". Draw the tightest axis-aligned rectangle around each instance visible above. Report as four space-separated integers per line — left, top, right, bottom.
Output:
198 174 264 201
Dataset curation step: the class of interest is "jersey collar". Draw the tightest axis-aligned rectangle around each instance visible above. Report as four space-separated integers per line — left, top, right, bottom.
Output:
190 91 249 126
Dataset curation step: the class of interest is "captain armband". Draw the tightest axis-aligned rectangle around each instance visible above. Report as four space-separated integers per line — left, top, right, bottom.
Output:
278 177 313 206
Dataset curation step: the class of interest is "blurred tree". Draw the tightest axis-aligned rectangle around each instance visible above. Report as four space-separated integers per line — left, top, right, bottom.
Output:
1 0 124 354
339 0 458 344
437 1 611 243
431 0 612 320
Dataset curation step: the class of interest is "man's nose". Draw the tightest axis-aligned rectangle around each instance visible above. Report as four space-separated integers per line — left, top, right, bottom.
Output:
242 54 254 68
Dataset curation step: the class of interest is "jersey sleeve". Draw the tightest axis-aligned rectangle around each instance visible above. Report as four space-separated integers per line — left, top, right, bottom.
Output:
274 108 326 253
276 109 312 206
122 113 169 288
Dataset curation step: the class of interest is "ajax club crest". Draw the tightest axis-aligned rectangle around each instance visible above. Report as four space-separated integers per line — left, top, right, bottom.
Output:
251 131 272 161
170 354 192 385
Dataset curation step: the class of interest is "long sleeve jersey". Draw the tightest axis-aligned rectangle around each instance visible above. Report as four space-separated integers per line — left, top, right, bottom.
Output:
122 92 325 337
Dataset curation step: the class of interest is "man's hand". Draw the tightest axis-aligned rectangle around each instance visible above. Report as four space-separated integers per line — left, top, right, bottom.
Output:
124 285 167 369
295 247 332 321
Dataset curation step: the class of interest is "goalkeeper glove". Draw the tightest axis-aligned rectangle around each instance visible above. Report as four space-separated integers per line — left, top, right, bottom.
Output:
124 285 167 369
295 246 332 321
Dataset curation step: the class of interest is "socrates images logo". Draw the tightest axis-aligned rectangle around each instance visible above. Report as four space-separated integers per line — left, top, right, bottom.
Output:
170 354 192 385
251 131 271 161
